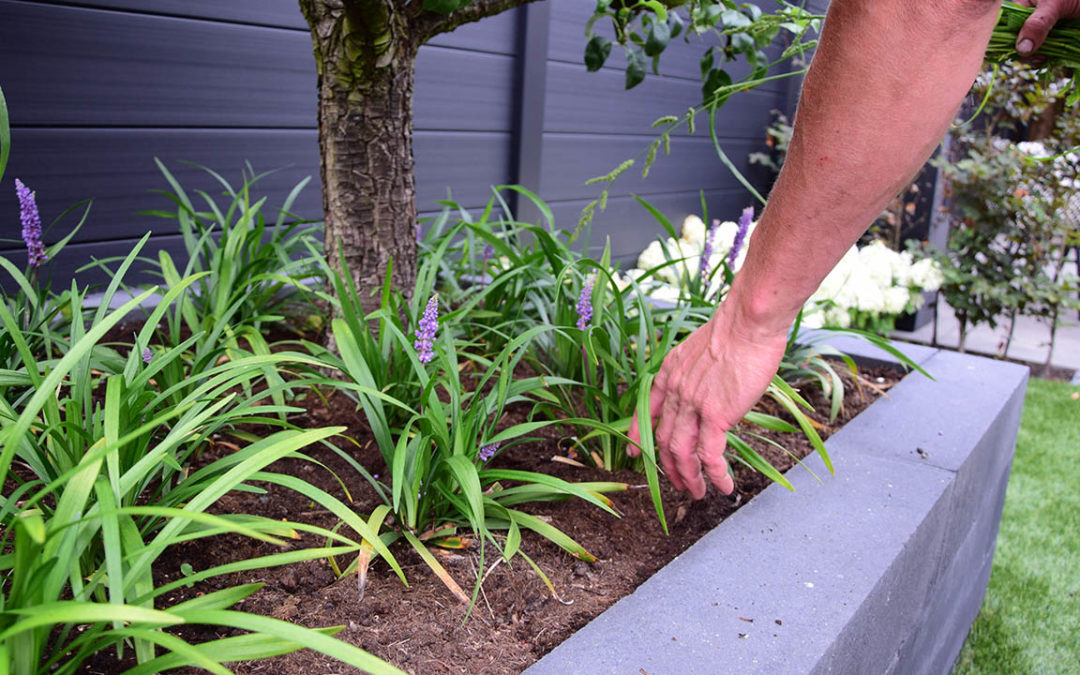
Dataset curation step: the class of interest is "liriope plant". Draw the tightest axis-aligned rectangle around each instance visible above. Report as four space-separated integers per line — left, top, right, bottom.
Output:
0 245 403 674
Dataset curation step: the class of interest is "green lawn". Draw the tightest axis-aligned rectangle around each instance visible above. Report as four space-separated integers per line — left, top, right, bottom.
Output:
954 377 1080 674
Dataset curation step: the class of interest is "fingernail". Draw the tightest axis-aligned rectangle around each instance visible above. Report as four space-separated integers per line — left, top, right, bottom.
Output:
1017 38 1034 55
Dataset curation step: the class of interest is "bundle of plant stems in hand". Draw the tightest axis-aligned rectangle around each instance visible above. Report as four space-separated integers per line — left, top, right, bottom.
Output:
987 2 1080 101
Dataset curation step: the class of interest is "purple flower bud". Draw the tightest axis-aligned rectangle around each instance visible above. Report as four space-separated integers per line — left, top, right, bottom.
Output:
482 244 494 261
576 274 595 331
729 206 753 268
478 443 499 463
413 295 440 364
15 179 47 268
142 347 153 364
700 219 719 279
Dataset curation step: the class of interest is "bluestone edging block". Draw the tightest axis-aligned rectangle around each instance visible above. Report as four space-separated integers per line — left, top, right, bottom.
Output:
527 344 1027 675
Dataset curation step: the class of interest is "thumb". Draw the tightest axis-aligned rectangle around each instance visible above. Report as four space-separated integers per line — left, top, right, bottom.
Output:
1016 1 1063 56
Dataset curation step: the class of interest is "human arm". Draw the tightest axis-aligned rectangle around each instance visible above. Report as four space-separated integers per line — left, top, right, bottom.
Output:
628 0 1005 499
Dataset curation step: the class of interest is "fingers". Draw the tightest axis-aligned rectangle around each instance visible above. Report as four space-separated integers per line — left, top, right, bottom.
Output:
699 420 735 495
1016 0 1063 56
668 410 706 499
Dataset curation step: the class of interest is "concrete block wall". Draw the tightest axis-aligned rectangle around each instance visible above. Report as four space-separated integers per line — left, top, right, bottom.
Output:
527 343 1027 674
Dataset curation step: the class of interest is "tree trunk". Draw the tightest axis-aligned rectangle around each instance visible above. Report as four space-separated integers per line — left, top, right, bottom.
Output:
298 0 535 315
301 0 419 316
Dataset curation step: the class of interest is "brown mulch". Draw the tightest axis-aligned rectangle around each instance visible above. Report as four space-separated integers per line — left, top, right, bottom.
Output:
75 327 899 675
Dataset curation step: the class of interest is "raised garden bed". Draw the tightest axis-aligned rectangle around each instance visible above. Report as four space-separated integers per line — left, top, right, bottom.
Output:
527 338 1028 675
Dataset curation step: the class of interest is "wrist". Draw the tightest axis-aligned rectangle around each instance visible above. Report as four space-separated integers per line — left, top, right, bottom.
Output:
717 278 800 343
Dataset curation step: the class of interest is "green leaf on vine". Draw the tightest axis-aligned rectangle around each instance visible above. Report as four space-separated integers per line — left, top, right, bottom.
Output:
626 48 647 89
585 35 613 72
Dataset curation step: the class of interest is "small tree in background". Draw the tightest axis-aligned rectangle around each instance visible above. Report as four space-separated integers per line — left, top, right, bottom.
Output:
928 64 1080 360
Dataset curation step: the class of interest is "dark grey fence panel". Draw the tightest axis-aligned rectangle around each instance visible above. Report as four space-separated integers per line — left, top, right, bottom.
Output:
428 8 520 54
540 135 760 201
0 233 191 289
414 48 517 133
545 65 780 138
0 0 317 128
413 131 514 208
0 0 783 284
3 127 509 242
2 128 323 242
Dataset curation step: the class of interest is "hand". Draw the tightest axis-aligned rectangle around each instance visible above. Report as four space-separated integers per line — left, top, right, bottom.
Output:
1014 0 1080 57
627 300 789 499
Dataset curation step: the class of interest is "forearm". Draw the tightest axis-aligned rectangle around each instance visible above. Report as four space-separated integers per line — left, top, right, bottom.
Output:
727 0 1001 336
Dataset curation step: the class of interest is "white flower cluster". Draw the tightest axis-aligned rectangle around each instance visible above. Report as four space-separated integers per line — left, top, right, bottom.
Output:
800 240 944 329
619 214 944 330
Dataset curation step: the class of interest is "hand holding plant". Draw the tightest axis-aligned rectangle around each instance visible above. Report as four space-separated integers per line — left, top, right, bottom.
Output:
627 299 788 499
1009 0 1080 59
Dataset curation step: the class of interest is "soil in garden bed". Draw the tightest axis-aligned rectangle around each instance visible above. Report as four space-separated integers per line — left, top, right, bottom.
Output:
80 350 899 675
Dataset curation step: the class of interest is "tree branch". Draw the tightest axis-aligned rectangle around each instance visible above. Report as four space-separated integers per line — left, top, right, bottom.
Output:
409 0 540 45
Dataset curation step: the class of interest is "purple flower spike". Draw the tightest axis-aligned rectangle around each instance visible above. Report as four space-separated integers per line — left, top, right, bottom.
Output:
730 206 754 268
478 443 499 463
482 244 494 261
15 179 47 268
700 219 719 279
414 295 440 364
576 274 595 331
142 347 153 364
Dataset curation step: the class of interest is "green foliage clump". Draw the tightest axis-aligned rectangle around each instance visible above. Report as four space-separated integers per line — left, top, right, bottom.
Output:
926 64 1080 357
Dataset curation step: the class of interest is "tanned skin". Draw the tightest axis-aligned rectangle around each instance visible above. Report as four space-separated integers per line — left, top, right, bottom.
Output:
628 0 1080 499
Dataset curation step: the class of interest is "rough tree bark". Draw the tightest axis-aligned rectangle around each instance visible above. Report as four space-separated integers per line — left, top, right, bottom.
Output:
298 0 535 314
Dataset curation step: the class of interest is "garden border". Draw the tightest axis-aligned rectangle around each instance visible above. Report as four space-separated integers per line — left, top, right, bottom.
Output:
527 339 1028 675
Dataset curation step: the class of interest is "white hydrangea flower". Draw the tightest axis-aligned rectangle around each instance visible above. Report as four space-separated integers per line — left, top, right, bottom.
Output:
810 246 859 306
710 220 739 260
893 250 914 287
824 305 852 328
834 263 885 314
909 258 944 292
883 286 911 314
909 288 926 311
680 215 707 247
859 240 902 290
637 240 666 273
